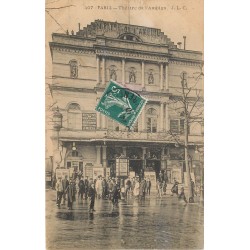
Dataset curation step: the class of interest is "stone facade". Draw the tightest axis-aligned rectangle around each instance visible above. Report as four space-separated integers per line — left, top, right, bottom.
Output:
49 20 203 183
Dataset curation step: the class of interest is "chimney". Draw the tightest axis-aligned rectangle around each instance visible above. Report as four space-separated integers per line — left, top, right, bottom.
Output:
183 36 186 50
78 23 81 31
177 42 182 49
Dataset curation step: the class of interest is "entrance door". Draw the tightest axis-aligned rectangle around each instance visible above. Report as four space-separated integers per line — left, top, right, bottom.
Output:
129 160 143 177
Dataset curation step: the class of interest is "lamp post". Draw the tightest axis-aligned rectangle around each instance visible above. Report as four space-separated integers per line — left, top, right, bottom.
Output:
52 106 63 170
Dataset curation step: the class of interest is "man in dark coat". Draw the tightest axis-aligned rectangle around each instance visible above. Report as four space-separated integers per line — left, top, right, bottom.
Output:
146 178 151 195
112 183 121 209
62 175 69 204
65 179 76 210
88 183 96 212
78 176 85 200
171 179 179 196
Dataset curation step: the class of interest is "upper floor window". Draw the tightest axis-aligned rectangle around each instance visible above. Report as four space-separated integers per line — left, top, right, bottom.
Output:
146 108 157 133
170 119 190 134
67 103 82 130
69 60 78 78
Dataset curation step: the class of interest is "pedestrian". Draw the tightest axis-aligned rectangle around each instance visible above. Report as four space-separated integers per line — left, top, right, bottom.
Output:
108 178 115 200
139 178 147 201
56 176 63 208
157 179 163 198
95 176 103 199
102 177 108 199
171 179 179 196
78 176 85 200
133 178 140 198
65 179 76 210
146 178 151 195
191 178 197 198
84 177 89 200
62 175 69 205
163 180 167 195
125 177 131 199
112 183 121 209
178 187 188 203
88 183 96 213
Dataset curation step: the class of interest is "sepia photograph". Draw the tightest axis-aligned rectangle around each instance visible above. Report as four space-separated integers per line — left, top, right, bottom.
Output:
45 0 204 249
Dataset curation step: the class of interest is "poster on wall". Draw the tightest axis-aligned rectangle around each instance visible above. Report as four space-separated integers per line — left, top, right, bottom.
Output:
55 169 70 180
171 167 182 183
144 171 157 192
116 158 129 176
85 165 93 179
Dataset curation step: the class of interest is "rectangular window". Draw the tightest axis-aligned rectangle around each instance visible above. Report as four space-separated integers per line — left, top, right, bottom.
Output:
67 162 71 169
68 112 82 130
170 120 179 133
147 118 157 133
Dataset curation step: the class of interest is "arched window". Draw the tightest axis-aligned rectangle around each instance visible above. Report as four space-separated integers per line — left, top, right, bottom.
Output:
69 60 78 78
67 103 82 130
146 108 157 133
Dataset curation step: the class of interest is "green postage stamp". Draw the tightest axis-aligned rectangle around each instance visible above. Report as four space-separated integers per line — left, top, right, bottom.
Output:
96 81 147 128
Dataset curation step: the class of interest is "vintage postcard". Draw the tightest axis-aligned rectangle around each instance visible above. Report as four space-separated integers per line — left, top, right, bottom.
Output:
45 0 204 249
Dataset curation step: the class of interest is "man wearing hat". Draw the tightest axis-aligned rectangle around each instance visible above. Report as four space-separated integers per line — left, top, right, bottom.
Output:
56 176 64 208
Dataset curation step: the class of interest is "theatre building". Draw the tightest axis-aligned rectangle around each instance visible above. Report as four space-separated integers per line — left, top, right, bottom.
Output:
49 20 204 184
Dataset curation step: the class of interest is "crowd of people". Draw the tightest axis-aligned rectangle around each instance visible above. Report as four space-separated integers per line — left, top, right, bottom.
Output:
55 173 197 212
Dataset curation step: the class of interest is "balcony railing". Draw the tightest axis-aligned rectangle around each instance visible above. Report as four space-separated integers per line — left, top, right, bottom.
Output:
59 128 203 144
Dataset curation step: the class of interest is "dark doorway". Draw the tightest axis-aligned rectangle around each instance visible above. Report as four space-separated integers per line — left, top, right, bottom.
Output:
129 159 143 177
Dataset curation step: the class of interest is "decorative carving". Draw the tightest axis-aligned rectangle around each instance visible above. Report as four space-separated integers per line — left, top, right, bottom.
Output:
148 71 154 84
109 66 117 81
129 68 136 83
69 60 78 78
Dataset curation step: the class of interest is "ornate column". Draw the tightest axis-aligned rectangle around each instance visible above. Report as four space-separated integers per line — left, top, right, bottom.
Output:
142 147 147 169
96 56 100 84
101 114 106 129
165 63 169 90
102 145 107 168
122 59 125 84
102 57 105 85
141 61 145 88
160 102 164 131
96 145 101 165
161 147 166 170
160 63 163 90
141 108 146 131
165 102 169 131
96 98 101 129
122 146 127 156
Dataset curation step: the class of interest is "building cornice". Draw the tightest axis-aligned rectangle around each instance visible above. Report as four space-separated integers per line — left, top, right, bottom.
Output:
50 84 173 98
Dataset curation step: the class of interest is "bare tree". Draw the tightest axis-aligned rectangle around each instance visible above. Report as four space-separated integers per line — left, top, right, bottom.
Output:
167 67 204 203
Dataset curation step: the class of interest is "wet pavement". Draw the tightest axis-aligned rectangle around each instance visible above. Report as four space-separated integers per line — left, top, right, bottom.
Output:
46 189 203 250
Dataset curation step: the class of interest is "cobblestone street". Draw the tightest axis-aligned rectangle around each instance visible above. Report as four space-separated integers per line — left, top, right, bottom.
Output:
46 189 203 250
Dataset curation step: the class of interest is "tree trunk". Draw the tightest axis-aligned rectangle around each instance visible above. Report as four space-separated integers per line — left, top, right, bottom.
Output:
184 114 193 203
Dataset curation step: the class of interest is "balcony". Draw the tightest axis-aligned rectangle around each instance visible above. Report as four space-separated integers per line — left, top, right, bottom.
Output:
59 128 203 144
